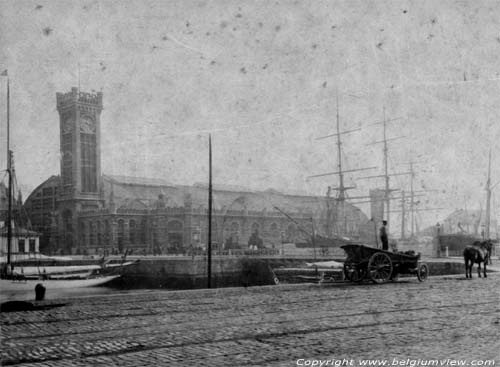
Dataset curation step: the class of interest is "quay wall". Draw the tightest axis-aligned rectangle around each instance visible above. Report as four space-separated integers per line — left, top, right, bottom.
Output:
114 256 278 289
111 256 467 289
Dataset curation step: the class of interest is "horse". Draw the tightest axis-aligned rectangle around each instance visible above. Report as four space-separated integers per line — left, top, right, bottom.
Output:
463 240 493 278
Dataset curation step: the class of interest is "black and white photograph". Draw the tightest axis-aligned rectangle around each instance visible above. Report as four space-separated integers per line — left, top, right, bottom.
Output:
0 0 499 365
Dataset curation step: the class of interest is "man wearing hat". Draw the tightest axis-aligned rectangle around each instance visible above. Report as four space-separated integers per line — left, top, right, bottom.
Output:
380 220 389 250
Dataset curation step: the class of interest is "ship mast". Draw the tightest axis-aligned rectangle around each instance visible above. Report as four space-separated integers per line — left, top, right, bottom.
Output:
382 107 390 232
410 160 415 237
485 149 491 239
364 108 405 235
313 93 375 237
336 94 345 201
5 73 12 266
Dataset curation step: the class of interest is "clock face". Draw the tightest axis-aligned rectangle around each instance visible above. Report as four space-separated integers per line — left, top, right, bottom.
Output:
80 115 95 134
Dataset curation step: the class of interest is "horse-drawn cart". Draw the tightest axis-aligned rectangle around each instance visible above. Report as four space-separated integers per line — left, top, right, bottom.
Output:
341 244 429 284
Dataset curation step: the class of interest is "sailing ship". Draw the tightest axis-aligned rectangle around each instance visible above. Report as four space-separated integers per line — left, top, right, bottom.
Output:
438 149 498 256
0 73 135 291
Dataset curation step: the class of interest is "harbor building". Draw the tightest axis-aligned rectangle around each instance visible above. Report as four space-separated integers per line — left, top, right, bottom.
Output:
23 88 375 255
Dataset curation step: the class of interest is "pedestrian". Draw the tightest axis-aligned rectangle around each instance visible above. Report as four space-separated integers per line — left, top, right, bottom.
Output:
380 220 389 250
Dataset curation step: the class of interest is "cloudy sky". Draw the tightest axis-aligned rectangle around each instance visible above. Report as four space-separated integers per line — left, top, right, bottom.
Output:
1 0 499 233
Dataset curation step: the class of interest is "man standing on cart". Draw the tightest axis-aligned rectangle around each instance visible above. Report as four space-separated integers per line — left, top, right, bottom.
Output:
380 220 389 250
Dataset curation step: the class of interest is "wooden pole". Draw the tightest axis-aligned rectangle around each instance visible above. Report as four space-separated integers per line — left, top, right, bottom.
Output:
207 134 212 288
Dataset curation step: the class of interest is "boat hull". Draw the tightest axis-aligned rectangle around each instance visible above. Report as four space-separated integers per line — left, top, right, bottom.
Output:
0 275 120 291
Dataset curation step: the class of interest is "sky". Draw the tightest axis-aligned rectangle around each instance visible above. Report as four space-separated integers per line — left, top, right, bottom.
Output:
0 0 499 234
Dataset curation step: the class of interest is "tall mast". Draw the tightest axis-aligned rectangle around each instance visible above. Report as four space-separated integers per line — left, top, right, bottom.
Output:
207 134 212 288
326 186 332 237
383 107 390 233
410 160 415 237
312 92 377 237
336 94 345 235
401 190 406 239
6 75 12 266
485 149 491 239
336 94 345 200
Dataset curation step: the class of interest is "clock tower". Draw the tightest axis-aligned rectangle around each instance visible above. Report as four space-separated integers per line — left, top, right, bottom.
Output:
56 87 103 203
56 88 104 252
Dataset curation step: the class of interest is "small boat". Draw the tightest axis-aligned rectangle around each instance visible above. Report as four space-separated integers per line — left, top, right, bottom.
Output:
273 260 345 284
0 274 121 291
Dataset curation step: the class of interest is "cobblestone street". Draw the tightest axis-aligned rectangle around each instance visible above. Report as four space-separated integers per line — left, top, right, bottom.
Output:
1 275 499 366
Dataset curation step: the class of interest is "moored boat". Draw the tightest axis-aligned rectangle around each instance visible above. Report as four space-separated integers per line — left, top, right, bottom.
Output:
0 274 121 291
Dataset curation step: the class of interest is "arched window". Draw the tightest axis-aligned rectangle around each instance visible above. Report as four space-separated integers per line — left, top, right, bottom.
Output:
89 221 96 246
228 222 240 246
79 221 86 248
286 224 296 242
322 224 328 236
140 219 147 243
230 222 239 233
97 221 102 247
129 220 136 244
167 220 183 251
117 219 125 252
62 210 73 250
80 115 97 193
104 220 110 246
270 222 279 237
251 222 260 233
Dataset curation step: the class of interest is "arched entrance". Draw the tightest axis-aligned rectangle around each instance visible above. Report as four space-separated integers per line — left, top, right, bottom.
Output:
167 220 183 253
117 219 125 253
61 209 73 254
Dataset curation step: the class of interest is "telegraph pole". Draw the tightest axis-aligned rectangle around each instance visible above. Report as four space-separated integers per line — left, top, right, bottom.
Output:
207 134 212 288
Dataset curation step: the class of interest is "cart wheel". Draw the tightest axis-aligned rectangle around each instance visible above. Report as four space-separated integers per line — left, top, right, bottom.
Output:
368 252 393 284
417 263 429 282
344 263 365 283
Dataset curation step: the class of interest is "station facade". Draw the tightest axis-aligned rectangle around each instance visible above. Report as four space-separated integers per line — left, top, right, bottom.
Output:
23 88 375 255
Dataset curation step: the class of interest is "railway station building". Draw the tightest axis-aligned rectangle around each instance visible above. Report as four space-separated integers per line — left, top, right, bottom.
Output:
23 88 375 255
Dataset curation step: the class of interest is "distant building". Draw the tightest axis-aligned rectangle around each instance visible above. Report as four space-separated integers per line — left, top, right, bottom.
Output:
0 181 40 258
0 224 40 257
23 88 375 255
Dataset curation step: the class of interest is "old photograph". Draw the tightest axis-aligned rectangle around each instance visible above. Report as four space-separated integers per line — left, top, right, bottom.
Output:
0 0 499 366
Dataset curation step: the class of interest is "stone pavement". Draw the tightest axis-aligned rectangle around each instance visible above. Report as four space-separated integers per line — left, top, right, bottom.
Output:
1 275 499 366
